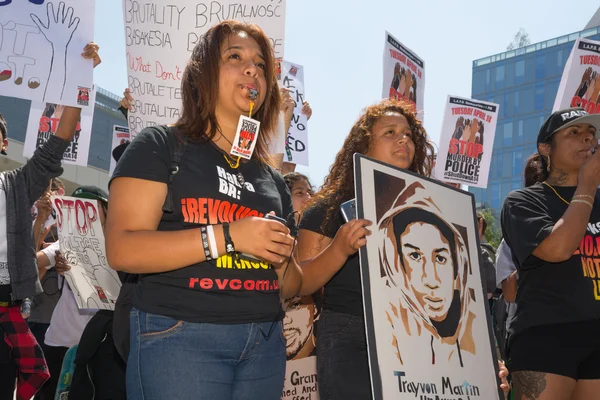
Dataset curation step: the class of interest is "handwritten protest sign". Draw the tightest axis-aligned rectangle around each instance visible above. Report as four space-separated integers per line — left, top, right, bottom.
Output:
281 60 308 166
383 31 425 120
554 38 600 114
110 125 131 176
122 0 286 137
0 0 95 107
434 96 499 188
53 195 121 310
23 87 96 166
282 358 318 400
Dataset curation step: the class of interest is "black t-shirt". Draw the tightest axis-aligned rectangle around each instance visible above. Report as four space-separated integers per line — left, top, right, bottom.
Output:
502 182 600 335
299 199 363 316
111 126 293 324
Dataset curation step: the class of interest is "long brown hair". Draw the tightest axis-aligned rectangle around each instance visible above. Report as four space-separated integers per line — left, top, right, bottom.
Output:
175 20 280 165
309 98 434 233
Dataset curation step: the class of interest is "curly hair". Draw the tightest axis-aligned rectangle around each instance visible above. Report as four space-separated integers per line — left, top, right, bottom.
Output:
308 98 434 234
284 172 313 192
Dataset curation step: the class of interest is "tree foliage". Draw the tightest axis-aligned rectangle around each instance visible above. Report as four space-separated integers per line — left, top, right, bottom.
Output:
480 208 502 249
507 28 531 51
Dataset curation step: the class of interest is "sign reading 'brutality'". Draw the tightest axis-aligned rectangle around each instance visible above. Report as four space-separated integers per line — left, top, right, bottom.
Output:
122 0 286 136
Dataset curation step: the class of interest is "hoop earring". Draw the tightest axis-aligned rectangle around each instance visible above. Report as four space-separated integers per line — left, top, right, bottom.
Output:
547 156 551 172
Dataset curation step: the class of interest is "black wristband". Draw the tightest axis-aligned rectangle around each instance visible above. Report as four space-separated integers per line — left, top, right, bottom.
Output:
223 223 235 254
200 226 213 261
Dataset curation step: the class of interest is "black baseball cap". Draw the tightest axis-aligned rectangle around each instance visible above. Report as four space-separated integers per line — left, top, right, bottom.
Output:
71 186 108 204
537 107 600 144
112 141 130 163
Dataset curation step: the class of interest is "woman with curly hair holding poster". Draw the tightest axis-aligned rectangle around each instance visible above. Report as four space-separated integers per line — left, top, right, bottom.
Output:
296 98 509 399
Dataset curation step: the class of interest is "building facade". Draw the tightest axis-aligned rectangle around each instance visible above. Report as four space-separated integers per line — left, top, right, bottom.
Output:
469 26 600 216
0 87 125 193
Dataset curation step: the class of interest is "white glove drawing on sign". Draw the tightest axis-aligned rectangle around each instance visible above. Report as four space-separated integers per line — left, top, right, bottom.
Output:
30 1 80 100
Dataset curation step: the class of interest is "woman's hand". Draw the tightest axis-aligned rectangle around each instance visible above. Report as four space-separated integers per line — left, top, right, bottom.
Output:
54 251 71 276
230 214 295 266
301 101 312 120
81 42 101 68
578 145 600 191
281 88 295 120
35 192 53 224
498 360 510 394
120 88 134 111
331 219 372 258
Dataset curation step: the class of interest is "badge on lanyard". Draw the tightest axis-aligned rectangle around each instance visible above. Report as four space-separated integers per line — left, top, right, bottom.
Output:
230 88 260 160
231 115 260 160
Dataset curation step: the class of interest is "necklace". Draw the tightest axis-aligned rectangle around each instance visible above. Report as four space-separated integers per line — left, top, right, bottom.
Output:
219 133 240 166
219 133 245 186
542 181 571 205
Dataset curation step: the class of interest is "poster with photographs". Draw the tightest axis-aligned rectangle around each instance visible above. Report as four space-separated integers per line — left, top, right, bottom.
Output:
382 31 425 120
281 294 320 400
109 125 131 176
23 87 96 166
434 96 499 188
354 154 501 400
53 195 121 310
554 38 600 114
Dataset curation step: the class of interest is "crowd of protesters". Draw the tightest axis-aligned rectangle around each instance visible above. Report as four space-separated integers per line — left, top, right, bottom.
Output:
2 15 600 400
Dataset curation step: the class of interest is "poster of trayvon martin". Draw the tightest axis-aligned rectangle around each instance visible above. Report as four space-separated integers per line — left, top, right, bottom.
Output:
434 96 499 188
354 154 502 400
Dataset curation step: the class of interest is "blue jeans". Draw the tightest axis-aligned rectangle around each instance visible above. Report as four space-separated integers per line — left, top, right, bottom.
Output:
317 309 372 400
127 307 286 400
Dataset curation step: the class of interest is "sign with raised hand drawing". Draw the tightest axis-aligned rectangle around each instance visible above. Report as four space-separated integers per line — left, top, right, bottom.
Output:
53 195 121 310
0 1 95 107
383 31 425 120
554 38 600 114
434 95 499 188
23 86 96 166
122 0 286 137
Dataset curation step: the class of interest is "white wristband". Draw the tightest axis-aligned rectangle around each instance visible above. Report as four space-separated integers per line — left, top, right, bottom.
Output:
206 225 219 259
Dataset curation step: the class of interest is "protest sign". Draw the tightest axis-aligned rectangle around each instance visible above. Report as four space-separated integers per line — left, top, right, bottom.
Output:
281 294 320 399
53 195 121 310
355 154 502 400
434 96 499 188
110 125 131 176
0 0 95 107
383 31 425 119
281 60 309 166
122 0 286 137
554 38 600 114
23 87 96 166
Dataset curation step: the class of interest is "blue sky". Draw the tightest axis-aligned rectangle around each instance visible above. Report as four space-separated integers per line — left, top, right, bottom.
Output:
94 0 598 187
